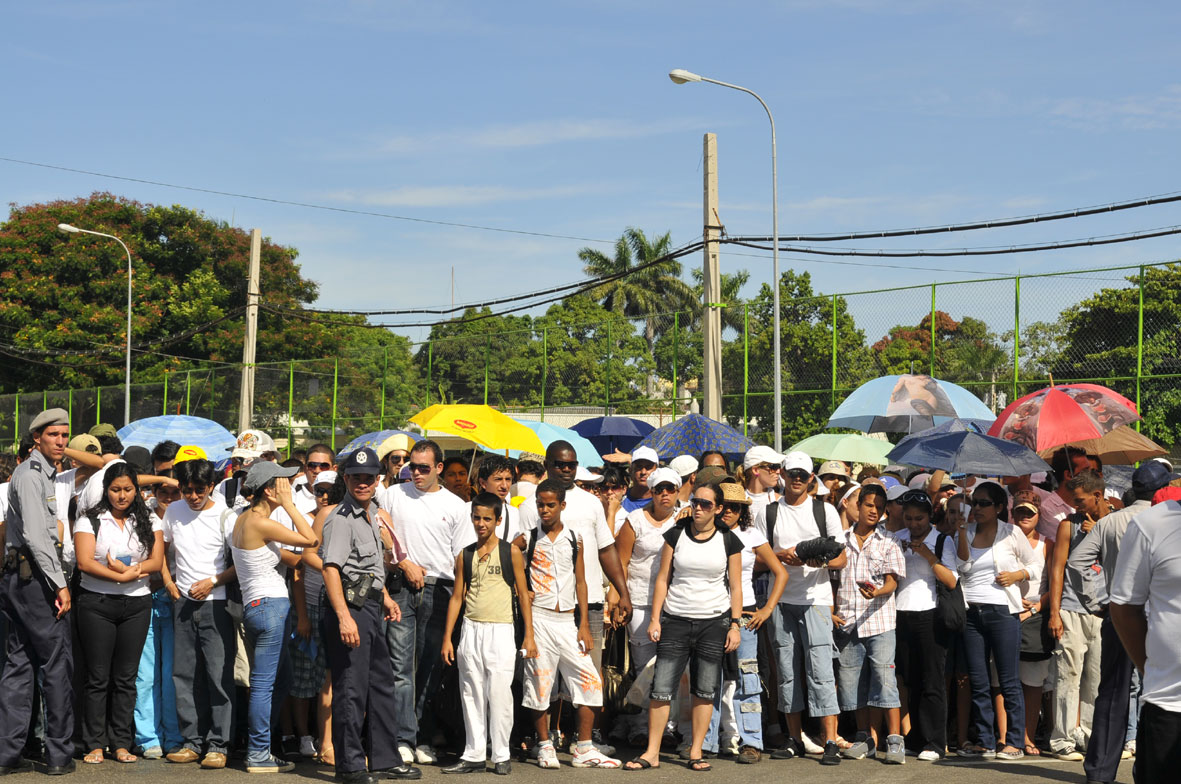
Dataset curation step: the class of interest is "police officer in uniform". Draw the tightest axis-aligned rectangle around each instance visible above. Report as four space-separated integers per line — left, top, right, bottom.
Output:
320 447 420 784
0 409 75 776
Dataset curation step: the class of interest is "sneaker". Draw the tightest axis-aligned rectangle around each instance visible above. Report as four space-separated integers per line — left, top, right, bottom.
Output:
299 737 317 758
1054 749 1085 762
414 746 437 765
885 735 906 765
247 755 296 773
571 745 620 769
590 730 615 757
841 733 870 760
536 743 560 770
800 732 825 755
282 737 300 758
719 736 740 758
398 745 414 766
917 745 943 762
1123 740 1137 759
820 741 841 766
770 738 804 760
141 747 163 760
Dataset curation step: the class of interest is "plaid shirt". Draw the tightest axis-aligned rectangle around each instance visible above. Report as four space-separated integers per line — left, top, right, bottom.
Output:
836 526 906 638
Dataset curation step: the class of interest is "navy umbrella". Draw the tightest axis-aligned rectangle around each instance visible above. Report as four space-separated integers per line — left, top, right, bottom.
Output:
570 416 655 455
635 413 755 462
892 417 992 454
886 430 1050 477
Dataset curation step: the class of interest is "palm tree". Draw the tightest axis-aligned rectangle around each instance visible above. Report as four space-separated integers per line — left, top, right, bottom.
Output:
690 267 750 333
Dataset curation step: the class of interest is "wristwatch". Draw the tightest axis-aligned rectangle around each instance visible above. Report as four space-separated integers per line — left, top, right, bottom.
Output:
211 574 219 587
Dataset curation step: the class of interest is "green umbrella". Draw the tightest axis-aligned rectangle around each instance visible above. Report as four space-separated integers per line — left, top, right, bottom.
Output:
790 433 894 465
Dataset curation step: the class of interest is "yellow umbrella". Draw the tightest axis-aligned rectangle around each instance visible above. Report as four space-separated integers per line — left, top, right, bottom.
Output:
410 404 546 453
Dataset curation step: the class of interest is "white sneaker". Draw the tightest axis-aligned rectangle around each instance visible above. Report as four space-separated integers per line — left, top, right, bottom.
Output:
537 743 560 770
800 732 825 755
299 736 316 758
917 748 942 762
415 745 438 765
1124 740 1137 759
571 745 620 768
398 744 414 765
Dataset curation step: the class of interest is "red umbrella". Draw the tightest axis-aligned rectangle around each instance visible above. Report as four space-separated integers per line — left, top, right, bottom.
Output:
988 383 1140 453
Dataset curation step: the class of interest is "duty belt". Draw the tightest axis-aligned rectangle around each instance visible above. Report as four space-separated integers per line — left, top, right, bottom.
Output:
4 547 34 580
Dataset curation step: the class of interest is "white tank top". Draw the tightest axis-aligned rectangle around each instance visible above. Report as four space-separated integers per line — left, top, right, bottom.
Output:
625 508 677 606
963 544 1010 606
231 540 288 605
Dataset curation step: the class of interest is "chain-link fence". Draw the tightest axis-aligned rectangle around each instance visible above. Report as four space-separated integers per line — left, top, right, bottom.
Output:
3 261 1179 456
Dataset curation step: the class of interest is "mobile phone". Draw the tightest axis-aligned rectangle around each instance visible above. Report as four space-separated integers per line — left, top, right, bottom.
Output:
858 580 876 593
116 555 132 567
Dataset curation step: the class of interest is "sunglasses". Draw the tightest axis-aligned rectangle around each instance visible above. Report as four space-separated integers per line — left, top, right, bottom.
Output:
652 483 678 495
314 486 334 496
899 490 933 507
969 498 996 508
785 469 811 483
552 460 578 470
722 502 746 514
690 498 716 510
386 454 408 464
757 463 781 472
408 463 434 474
604 483 625 491
306 461 332 471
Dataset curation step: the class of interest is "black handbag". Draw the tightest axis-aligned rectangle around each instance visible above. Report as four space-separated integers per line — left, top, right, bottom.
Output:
934 534 966 634
1019 611 1054 660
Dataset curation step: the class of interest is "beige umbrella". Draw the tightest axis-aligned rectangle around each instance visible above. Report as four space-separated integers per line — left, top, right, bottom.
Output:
1036 425 1166 465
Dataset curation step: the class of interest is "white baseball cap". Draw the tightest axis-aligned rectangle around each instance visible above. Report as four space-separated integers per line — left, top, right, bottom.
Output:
230 429 276 459
781 451 814 474
668 455 699 477
646 467 683 490
744 445 786 469
575 466 604 484
630 446 660 466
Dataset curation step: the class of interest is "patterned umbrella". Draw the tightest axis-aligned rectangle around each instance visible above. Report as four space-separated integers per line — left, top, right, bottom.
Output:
827 374 996 434
634 413 755 462
570 416 655 454
988 383 1140 453
117 415 236 459
338 428 420 457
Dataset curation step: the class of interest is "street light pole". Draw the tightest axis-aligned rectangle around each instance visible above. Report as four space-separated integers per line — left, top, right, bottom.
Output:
57 223 133 426
669 69 782 450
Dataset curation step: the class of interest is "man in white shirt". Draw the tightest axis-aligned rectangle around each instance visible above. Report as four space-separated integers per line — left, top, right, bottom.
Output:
1110 498 1181 784
379 439 474 765
291 444 334 518
754 451 847 765
474 454 526 547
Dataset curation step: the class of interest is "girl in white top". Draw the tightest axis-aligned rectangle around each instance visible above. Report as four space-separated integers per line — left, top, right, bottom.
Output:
74 461 165 765
232 463 318 772
1008 489 1054 756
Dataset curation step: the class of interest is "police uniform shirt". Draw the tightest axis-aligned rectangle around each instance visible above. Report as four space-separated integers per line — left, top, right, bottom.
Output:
319 494 383 583
6 448 66 590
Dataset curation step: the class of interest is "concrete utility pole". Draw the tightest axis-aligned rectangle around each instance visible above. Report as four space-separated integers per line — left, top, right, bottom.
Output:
702 133 723 421
238 228 262 433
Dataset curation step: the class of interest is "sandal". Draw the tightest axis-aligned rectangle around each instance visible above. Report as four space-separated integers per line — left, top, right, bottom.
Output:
688 759 711 772
623 757 654 771
83 749 104 765
1024 744 1040 756
115 749 137 763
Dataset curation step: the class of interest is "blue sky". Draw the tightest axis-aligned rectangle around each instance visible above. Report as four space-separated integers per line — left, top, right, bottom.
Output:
4 1 1181 346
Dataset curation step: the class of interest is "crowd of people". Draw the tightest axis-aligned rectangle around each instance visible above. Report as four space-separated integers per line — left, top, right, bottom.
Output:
2 407 1180 784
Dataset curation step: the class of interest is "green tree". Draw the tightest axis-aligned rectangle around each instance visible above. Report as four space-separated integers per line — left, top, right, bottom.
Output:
413 308 536 406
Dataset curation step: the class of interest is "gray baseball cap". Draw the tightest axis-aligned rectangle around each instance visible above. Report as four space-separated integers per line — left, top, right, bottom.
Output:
242 461 299 493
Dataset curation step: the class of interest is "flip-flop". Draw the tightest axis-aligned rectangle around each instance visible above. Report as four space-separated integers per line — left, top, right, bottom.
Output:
623 757 654 771
115 750 137 763
688 759 711 772
83 750 104 765
1024 744 1040 756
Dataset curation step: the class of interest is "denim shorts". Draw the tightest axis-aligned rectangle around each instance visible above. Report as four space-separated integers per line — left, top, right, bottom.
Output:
835 627 900 711
650 611 729 702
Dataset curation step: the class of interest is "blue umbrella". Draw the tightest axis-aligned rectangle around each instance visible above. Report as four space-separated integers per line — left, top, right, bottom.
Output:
892 417 993 454
338 428 420 457
497 419 603 467
117 415 236 459
570 416 655 455
828 374 996 434
635 413 755 462
886 430 1050 477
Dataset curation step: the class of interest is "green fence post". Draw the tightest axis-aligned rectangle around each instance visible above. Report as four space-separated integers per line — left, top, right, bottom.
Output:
1013 276 1021 403
1136 266 1145 431
831 295 838 411
185 371 192 416
605 319 612 414
163 371 169 415
287 361 295 457
672 312 679 420
331 358 339 451
541 326 548 423
380 347 388 431
14 394 18 447
209 370 215 420
743 304 749 437
483 335 490 406
43 390 47 410
929 283 937 376
96 387 101 424
67 389 72 432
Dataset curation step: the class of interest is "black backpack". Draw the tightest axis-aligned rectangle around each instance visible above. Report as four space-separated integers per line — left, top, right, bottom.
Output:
461 539 516 591
764 496 831 546
524 526 579 592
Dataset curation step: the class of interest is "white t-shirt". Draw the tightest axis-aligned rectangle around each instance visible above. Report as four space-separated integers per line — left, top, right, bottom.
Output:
76 510 162 596
1109 500 1181 712
623 508 678 606
379 483 474 580
53 468 82 565
962 545 1010 606
732 525 769 610
520 485 614 604
662 522 743 619
755 495 841 606
528 526 581 612
78 460 123 514
214 476 250 513
498 502 521 544
0 481 9 523
894 527 959 612
745 489 777 521
161 497 232 600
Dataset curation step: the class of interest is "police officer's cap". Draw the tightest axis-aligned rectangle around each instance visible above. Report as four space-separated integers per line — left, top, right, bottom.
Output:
29 408 69 435
342 447 380 475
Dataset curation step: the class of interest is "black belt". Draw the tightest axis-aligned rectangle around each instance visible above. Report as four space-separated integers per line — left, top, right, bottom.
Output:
423 577 454 588
587 602 604 611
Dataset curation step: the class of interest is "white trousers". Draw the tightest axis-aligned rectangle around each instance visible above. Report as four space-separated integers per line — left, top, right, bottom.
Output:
1051 609 1102 752
523 608 603 710
458 620 516 763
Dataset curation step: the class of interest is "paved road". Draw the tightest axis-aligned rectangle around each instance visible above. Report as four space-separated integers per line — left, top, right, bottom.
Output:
12 748 1133 784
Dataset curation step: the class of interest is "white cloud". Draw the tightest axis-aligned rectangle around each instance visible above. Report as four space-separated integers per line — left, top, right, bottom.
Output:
1050 85 1181 131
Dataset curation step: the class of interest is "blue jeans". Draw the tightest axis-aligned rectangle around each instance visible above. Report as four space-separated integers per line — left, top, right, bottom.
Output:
242 597 292 762
387 583 450 747
769 603 839 717
835 627 900 710
134 589 182 751
651 612 728 702
962 603 1023 750
705 620 764 751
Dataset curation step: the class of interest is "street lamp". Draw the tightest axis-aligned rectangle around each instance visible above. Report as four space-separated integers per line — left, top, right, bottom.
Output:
57 223 134 427
669 69 783 451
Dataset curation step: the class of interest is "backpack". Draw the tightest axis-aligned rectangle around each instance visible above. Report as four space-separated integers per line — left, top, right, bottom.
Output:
461 539 516 591
764 496 831 548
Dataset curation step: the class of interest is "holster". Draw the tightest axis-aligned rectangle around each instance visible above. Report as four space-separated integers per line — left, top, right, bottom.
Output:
343 573 382 610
